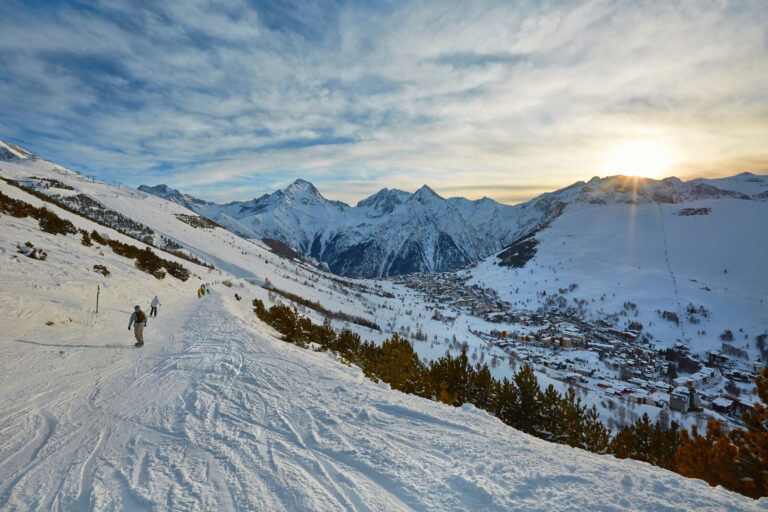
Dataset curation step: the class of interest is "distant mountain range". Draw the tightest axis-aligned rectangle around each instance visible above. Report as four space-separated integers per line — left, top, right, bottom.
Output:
140 172 768 278
139 180 557 277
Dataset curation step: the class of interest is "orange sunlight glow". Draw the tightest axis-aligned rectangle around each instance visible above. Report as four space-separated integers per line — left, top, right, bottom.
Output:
602 140 672 179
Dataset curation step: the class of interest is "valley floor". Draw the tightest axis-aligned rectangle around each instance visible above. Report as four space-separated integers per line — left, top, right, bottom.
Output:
0 291 763 511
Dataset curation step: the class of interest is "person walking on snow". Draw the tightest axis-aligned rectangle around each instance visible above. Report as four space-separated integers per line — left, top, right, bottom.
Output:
128 305 147 347
150 296 160 317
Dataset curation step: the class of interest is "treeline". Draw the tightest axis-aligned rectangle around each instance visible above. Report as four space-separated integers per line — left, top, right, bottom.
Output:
253 298 609 451
252 297 768 499
0 190 190 281
88 231 190 281
264 285 380 331
1 177 214 270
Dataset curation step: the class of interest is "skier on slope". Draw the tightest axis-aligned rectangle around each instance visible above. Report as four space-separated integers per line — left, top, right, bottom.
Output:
150 296 161 317
128 305 147 347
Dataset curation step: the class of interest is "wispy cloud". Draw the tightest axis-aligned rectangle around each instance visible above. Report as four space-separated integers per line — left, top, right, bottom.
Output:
1 0 766 204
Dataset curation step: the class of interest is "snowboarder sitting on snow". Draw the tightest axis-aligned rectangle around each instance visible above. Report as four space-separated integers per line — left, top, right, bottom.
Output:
128 305 147 347
150 296 160 317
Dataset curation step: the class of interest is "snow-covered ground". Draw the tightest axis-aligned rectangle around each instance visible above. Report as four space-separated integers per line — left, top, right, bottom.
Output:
1 224 763 510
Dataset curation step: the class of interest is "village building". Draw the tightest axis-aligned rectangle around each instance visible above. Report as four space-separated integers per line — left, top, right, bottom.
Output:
711 396 735 415
669 387 691 412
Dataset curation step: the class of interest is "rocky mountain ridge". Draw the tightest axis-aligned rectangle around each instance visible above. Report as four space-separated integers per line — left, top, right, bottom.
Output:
140 172 767 277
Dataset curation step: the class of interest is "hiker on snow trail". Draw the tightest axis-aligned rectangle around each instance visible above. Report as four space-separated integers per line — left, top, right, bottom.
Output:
150 296 160 317
128 305 147 347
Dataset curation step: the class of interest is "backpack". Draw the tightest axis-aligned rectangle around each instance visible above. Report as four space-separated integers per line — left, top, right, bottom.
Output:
137 311 146 324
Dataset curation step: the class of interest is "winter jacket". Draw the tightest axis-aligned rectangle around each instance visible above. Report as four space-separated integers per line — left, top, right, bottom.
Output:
151 297 161 307
128 311 146 329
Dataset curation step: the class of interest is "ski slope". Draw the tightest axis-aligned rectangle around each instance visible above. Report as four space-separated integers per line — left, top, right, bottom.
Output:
2 288 764 511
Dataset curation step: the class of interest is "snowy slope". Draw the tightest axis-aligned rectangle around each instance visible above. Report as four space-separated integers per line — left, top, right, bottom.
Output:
1 195 764 510
466 192 768 356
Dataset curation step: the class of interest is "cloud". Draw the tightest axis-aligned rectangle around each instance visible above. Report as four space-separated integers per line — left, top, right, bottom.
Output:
1 0 767 204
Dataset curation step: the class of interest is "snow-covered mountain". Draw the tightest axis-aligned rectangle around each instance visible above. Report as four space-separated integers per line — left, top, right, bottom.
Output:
140 180 559 277
141 172 768 278
463 173 768 355
0 140 35 160
2 144 764 510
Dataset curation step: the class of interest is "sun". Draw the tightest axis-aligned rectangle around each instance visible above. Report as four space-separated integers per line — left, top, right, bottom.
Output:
602 140 671 179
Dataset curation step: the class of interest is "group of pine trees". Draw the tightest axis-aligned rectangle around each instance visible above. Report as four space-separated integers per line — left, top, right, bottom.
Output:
253 298 768 499
2 177 212 271
253 300 609 449
0 189 191 282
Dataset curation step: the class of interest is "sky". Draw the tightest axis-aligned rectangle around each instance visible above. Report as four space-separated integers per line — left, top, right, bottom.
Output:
1 0 767 205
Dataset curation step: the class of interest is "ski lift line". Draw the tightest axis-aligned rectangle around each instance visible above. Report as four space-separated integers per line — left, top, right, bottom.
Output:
656 202 686 342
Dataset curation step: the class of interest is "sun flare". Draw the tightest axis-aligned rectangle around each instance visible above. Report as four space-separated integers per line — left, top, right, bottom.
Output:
602 140 671 179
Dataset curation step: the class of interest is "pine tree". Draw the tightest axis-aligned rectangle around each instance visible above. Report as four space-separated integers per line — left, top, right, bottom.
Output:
610 413 677 467
468 363 497 410
582 406 610 453
560 388 590 449
609 422 636 460
427 349 471 406
538 385 564 442
512 365 542 435
333 328 362 360
313 319 336 349
493 377 519 425
649 420 680 470
375 334 425 394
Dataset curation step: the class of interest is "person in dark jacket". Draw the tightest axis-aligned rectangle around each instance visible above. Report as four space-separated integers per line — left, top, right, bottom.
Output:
128 305 147 346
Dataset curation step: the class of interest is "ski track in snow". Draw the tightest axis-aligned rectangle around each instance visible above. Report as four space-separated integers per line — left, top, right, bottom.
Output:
1 291 765 511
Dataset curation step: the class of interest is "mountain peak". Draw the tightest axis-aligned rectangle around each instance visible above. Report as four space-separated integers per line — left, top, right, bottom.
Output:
139 183 181 199
357 187 411 216
415 184 436 193
284 178 320 196
411 184 442 201
0 141 35 160
139 183 211 209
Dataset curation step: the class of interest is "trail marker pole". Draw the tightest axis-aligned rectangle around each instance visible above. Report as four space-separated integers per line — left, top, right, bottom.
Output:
96 285 100 314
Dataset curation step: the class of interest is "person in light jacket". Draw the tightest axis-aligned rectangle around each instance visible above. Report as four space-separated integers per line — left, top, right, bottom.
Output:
150 296 161 317
128 305 147 347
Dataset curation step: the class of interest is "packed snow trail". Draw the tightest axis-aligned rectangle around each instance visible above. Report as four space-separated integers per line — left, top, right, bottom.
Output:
1 292 764 511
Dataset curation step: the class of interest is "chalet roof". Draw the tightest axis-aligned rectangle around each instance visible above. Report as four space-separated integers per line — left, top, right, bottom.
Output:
712 397 733 408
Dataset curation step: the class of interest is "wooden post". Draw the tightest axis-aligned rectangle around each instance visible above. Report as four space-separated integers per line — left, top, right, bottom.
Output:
96 285 100 314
